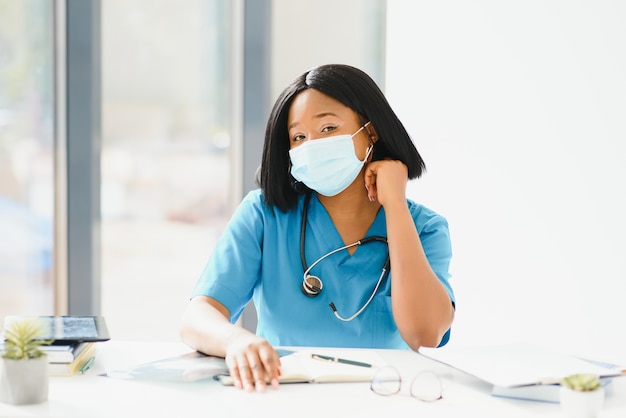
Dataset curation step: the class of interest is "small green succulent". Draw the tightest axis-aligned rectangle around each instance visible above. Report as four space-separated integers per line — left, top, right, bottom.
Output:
561 373 601 392
1 317 53 360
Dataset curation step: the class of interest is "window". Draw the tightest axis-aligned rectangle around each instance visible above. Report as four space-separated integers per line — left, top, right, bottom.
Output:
101 0 233 340
0 0 55 321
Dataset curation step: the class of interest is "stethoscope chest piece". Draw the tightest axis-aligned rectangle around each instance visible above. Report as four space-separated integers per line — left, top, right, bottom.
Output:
301 275 323 297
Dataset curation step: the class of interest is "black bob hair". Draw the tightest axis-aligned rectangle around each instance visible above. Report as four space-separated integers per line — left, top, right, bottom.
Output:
257 64 425 212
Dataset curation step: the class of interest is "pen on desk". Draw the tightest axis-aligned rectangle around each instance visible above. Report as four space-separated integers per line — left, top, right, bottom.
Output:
311 353 372 368
79 356 95 374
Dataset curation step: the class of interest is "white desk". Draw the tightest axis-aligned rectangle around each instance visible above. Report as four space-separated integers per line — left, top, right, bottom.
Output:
1 341 625 417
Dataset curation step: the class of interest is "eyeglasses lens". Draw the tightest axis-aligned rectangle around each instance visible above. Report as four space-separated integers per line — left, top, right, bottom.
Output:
410 371 443 402
370 366 401 396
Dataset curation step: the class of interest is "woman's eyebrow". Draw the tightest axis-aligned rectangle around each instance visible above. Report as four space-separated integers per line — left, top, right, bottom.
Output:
288 112 340 131
313 111 339 120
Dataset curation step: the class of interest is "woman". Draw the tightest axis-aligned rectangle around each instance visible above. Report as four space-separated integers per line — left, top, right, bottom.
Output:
180 64 455 392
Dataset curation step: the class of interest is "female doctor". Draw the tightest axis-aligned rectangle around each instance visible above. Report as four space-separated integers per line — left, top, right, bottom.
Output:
180 64 455 392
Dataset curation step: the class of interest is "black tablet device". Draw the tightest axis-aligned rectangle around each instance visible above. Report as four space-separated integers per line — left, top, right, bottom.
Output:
4 315 111 343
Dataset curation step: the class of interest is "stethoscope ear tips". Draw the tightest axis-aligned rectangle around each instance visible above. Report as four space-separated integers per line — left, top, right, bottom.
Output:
301 275 323 297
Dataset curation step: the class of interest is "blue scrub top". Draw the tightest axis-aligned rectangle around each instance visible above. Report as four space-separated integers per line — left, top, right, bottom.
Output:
191 190 455 349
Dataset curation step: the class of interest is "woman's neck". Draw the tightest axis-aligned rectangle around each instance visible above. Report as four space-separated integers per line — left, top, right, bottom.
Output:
317 184 381 248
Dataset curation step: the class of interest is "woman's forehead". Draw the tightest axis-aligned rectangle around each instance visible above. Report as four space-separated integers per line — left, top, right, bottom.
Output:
287 89 354 127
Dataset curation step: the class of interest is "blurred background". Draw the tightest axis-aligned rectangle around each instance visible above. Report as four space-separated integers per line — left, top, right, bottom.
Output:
0 0 385 340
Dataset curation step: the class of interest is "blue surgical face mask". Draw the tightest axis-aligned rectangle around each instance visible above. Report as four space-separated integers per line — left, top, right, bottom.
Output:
289 122 373 196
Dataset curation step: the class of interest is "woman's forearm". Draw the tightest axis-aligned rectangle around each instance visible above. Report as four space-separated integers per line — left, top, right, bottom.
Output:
385 200 455 349
179 296 251 357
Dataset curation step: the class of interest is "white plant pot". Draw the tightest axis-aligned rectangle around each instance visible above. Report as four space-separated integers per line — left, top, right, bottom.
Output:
559 386 605 418
0 356 49 405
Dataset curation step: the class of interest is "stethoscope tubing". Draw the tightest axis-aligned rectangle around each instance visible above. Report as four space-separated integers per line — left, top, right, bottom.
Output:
299 192 390 320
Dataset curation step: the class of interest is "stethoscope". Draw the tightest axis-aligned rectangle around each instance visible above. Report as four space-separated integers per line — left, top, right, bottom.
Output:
300 192 390 321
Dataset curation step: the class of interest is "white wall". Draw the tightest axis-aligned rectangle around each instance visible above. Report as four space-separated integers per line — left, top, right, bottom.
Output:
271 0 386 101
386 1 626 363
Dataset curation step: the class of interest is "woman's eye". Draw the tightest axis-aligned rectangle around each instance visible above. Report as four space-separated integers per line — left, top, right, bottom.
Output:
292 134 306 142
321 125 336 133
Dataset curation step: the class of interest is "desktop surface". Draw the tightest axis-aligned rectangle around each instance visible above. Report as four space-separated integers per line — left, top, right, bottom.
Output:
1 340 624 418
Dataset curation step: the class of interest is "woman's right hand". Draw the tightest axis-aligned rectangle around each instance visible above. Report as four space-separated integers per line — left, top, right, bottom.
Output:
180 296 282 392
224 332 281 392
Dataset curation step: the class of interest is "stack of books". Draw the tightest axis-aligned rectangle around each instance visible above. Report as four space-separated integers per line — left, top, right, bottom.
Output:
43 341 98 376
2 315 110 376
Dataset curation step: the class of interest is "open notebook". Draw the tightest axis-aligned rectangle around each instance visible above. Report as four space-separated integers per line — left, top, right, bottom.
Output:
216 349 387 385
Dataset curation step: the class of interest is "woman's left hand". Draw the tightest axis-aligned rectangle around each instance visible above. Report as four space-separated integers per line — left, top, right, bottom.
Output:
363 160 408 206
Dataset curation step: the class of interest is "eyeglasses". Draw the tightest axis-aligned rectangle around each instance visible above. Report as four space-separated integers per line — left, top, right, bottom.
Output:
370 366 443 402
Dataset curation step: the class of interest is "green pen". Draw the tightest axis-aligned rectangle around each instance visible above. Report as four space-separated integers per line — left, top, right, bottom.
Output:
311 353 372 368
79 356 96 374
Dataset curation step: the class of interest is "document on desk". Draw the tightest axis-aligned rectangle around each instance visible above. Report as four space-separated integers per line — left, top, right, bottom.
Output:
419 342 623 388
102 351 228 382
216 349 386 385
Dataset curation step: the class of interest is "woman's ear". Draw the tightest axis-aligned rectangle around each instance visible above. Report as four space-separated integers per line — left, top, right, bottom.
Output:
365 122 379 144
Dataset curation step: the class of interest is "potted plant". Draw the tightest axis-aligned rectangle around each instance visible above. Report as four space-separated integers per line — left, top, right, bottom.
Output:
0 317 52 405
559 373 605 418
